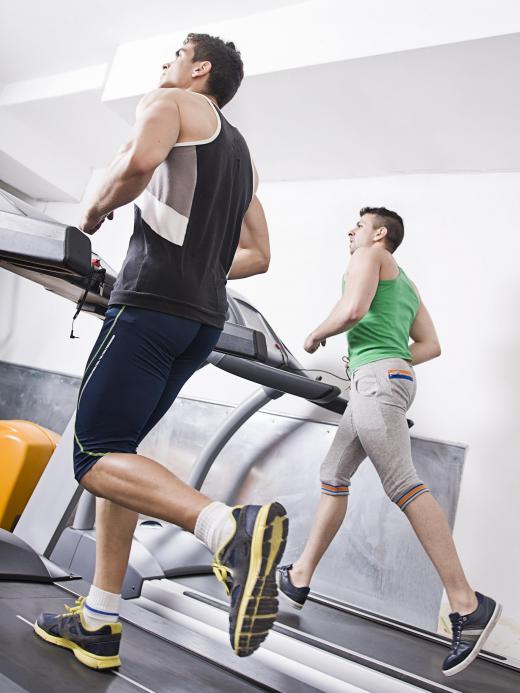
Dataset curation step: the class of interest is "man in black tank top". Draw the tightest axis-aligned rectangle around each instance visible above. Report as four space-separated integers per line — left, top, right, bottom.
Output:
34 34 288 668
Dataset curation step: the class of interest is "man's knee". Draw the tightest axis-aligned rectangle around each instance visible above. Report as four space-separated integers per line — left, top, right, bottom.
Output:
77 460 104 495
319 452 356 497
74 434 136 485
383 476 430 511
320 459 351 496
320 478 351 497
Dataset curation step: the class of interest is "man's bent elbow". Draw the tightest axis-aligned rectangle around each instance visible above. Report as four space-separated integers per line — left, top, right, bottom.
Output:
348 307 367 323
126 148 159 177
259 253 270 273
253 249 270 274
429 341 441 359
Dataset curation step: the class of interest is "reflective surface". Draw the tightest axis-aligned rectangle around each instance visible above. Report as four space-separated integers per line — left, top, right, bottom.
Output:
139 394 465 633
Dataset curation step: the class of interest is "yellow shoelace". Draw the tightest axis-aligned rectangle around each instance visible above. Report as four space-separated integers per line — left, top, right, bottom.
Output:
212 560 232 596
211 508 239 598
60 596 85 617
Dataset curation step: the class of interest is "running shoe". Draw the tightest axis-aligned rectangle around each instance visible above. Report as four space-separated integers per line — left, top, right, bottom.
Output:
442 592 502 676
276 564 310 609
34 597 121 670
212 502 288 657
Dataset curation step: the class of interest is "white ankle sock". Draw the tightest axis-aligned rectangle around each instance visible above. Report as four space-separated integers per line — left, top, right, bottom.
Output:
83 585 121 629
194 501 235 554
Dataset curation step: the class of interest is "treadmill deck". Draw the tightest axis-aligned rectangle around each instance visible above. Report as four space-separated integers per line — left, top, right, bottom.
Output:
0 581 275 693
171 574 520 693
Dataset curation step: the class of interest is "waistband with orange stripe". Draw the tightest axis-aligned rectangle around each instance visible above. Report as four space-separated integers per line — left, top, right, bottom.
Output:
388 368 414 382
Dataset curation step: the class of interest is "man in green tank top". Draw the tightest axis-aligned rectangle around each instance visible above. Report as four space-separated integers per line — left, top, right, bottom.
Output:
277 207 501 677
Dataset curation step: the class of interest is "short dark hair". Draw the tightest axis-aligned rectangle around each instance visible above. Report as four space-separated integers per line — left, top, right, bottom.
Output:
359 206 404 253
185 33 244 108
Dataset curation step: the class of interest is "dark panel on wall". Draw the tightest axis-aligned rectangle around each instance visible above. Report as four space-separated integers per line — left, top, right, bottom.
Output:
0 361 80 434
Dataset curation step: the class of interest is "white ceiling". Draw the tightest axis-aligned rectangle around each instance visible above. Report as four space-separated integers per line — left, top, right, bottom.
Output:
6 90 131 168
1 3 519 200
110 33 520 181
0 0 303 82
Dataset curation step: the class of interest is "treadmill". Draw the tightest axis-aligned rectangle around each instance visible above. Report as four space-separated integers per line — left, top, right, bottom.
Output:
0 579 304 693
1 190 519 692
0 190 335 692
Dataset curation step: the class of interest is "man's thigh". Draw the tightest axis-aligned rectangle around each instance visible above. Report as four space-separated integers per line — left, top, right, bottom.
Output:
74 306 198 481
350 359 421 502
137 323 222 443
320 403 366 495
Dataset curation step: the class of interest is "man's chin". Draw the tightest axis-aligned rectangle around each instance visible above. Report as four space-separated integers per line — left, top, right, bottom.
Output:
159 77 175 88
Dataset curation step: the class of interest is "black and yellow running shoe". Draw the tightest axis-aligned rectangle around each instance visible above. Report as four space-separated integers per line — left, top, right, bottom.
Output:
34 597 122 670
212 502 288 657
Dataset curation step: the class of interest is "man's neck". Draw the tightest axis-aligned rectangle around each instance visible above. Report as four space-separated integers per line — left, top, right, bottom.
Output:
186 87 218 106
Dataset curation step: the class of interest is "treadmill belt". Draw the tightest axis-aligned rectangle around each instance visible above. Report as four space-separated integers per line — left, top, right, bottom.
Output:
173 575 520 693
0 582 270 693
278 599 519 693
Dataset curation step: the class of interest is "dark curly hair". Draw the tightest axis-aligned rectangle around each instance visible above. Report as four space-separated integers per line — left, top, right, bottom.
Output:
185 33 244 108
360 206 404 253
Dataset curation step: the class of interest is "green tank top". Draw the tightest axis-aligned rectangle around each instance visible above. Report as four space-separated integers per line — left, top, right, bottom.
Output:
345 267 419 371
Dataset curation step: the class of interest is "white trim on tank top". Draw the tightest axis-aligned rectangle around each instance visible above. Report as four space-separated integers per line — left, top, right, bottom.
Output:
174 92 222 147
137 189 189 246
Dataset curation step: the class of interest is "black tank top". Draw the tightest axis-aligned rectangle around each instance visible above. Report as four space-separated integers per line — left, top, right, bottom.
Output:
109 94 254 328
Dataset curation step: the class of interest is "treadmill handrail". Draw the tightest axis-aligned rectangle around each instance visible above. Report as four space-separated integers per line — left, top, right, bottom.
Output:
0 215 92 276
208 352 340 403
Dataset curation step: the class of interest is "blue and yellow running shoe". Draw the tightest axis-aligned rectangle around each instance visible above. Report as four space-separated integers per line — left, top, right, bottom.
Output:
212 502 288 657
34 597 122 670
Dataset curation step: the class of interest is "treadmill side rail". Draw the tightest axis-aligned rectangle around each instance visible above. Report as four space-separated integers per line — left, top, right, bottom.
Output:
0 528 60 582
214 322 268 362
13 417 82 558
211 353 341 402
0 215 92 276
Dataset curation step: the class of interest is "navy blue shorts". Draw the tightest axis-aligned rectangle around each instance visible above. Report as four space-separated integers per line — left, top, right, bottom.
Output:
73 304 222 482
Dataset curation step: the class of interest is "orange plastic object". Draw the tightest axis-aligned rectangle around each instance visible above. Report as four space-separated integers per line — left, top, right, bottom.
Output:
0 420 60 531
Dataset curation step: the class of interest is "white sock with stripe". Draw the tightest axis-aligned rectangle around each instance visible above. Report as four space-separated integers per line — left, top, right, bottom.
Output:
194 501 235 554
83 585 121 629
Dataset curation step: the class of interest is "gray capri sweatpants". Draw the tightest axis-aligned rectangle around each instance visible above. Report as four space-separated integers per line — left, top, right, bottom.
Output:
320 357 430 511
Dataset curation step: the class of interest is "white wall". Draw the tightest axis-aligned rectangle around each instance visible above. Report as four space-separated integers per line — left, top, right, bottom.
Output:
1 170 519 656
260 173 520 657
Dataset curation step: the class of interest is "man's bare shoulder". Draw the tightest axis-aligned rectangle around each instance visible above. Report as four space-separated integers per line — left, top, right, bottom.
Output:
350 246 387 264
407 275 421 300
137 88 184 114
344 247 383 283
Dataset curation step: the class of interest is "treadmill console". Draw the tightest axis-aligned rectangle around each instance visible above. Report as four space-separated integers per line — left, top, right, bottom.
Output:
214 322 268 362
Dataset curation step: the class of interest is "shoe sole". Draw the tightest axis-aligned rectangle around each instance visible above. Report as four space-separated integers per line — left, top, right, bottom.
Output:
33 622 121 670
233 502 288 657
443 602 503 677
275 572 305 610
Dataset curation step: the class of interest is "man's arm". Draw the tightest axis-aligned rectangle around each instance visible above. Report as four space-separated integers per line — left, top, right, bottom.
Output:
80 89 181 234
227 194 270 279
304 247 381 353
228 162 270 279
409 297 442 365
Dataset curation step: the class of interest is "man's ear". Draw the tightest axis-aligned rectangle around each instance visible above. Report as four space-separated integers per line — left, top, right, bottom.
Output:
192 60 212 77
374 226 388 241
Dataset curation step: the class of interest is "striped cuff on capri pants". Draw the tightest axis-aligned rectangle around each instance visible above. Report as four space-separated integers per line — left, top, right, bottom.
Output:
320 480 351 496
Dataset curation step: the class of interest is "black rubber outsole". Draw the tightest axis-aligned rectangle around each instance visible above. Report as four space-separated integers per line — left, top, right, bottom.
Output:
231 502 289 657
